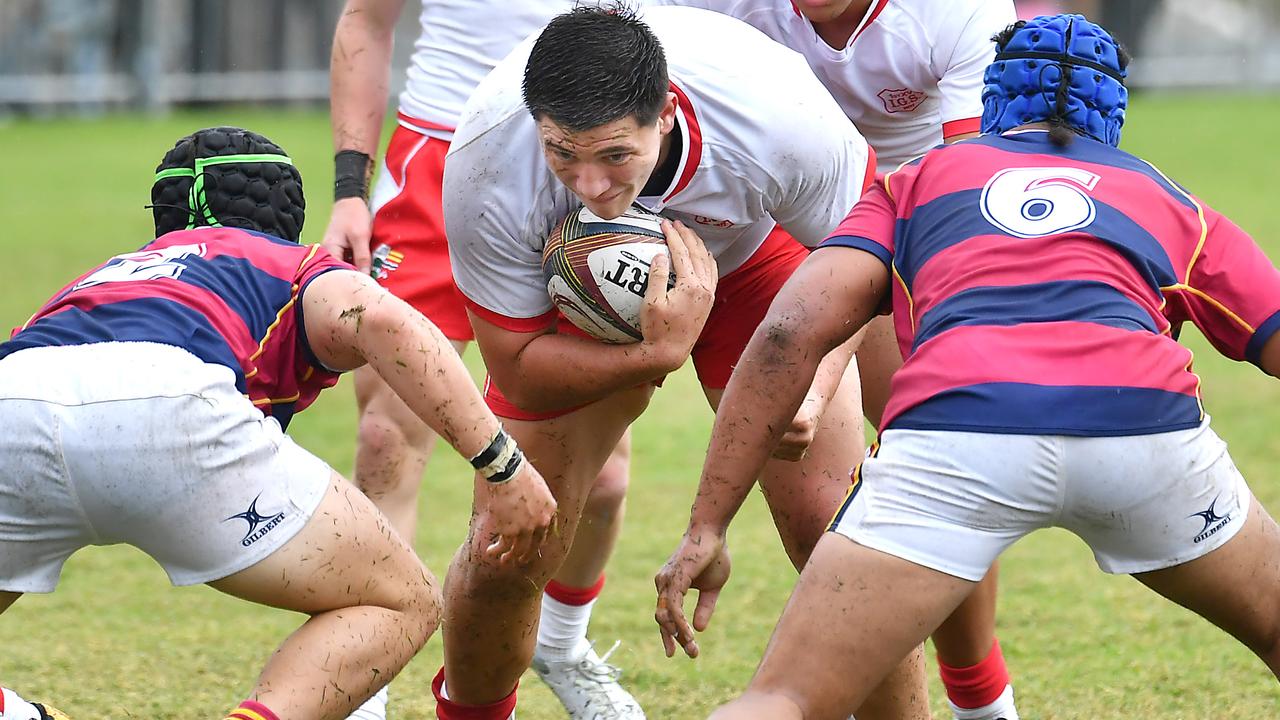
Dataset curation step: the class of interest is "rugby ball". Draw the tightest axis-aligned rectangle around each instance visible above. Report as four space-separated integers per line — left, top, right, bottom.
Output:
543 204 671 344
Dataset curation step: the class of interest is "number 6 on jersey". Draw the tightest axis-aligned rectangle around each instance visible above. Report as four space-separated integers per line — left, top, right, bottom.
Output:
980 166 1101 239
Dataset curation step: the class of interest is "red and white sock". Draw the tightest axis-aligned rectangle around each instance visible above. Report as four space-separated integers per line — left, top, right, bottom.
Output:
225 700 280 720
432 669 517 720
536 575 605 663
938 639 1017 719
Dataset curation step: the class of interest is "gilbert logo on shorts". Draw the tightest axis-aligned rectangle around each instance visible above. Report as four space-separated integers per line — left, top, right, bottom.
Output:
225 494 287 548
878 88 926 114
1189 494 1232 544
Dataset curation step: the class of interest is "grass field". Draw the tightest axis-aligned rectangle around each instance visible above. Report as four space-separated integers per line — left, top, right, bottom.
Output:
2 94 1280 719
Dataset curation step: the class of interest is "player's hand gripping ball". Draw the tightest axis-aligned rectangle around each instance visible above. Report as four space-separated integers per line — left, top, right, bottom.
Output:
542 204 675 343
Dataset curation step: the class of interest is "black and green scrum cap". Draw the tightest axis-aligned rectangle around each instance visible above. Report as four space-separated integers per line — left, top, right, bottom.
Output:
151 127 306 242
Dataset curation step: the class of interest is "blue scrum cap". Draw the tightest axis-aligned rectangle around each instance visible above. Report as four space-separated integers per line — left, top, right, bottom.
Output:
980 14 1128 146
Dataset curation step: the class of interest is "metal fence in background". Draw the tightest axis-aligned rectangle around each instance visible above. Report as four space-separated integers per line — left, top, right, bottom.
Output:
0 0 1278 116
0 0 413 113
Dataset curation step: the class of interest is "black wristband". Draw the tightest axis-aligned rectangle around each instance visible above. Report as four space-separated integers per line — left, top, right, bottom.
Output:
334 149 372 201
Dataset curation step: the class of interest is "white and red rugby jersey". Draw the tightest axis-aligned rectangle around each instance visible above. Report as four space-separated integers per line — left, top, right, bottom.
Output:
397 0 583 140
656 0 1015 170
443 5 872 330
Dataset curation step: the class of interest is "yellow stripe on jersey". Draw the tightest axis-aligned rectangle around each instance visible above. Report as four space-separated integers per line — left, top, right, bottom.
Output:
1161 283 1256 335
891 262 915 334
1139 158 1209 285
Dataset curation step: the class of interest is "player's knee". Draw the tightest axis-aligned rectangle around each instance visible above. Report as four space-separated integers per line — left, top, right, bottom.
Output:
355 412 434 495
392 571 444 650
452 524 569 591
583 458 630 523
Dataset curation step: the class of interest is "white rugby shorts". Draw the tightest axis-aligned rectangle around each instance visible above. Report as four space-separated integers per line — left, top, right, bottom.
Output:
0 342 331 591
829 420 1250 581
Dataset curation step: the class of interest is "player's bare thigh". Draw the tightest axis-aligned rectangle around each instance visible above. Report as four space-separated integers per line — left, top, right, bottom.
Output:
209 471 439 620
732 534 973 719
1133 495 1280 670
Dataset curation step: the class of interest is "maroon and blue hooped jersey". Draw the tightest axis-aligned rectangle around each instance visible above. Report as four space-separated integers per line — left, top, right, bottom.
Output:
2 227 354 429
823 129 1280 436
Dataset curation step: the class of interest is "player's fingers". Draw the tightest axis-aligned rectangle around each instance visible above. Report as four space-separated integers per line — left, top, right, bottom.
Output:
662 219 695 281
654 591 682 658
692 587 721 632
659 624 677 658
770 437 806 462
674 221 713 284
665 600 697 658
520 524 549 563
486 534 512 561
320 235 345 263
645 251 671 304
506 528 533 565
351 239 372 275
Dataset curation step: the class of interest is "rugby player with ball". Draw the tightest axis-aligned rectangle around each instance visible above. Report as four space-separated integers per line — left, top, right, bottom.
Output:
434 5 941 719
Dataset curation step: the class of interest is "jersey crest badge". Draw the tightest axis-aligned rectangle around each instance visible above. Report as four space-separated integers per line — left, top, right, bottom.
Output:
693 215 734 229
878 88 926 114
371 244 405 280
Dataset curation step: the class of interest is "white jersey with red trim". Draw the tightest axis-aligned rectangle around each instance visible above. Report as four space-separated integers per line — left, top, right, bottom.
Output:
397 0 582 140
655 0 1015 170
444 5 871 328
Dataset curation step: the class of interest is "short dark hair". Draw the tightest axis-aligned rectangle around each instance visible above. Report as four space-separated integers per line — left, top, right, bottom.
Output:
522 4 669 132
152 126 305 242
991 20 1131 147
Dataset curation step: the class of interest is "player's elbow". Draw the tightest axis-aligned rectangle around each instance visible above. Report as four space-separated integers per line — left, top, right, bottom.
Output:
757 312 809 363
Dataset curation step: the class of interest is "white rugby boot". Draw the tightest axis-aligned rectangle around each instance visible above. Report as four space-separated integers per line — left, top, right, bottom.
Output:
0 688 69 720
531 639 645 719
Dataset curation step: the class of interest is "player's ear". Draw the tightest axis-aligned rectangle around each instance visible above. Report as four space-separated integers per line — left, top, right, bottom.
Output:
657 92 678 135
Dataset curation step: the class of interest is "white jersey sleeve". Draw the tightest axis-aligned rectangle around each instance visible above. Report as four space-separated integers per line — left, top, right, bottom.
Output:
443 39 578 327
932 0 1017 133
763 107 870 248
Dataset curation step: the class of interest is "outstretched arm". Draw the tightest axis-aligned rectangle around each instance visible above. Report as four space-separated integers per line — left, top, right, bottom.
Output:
654 246 891 658
302 269 557 563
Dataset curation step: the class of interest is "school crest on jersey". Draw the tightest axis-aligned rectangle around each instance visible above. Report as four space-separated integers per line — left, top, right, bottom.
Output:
878 88 926 114
693 215 734 229
370 244 405 280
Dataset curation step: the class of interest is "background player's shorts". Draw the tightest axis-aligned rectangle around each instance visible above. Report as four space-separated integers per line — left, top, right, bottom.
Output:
829 419 1250 581
368 120 472 341
0 342 331 592
484 225 809 420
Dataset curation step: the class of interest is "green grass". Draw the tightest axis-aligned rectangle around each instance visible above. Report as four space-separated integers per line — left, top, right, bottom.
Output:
2 96 1280 718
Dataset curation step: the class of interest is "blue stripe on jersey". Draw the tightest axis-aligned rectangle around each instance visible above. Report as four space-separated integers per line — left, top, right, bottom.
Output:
913 280 1158 352
968 133 1199 213
894 192 1178 293
888 382 1204 437
1246 308 1280 366
170 254 295 345
816 235 893 267
0 299 245 390
269 401 298 431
